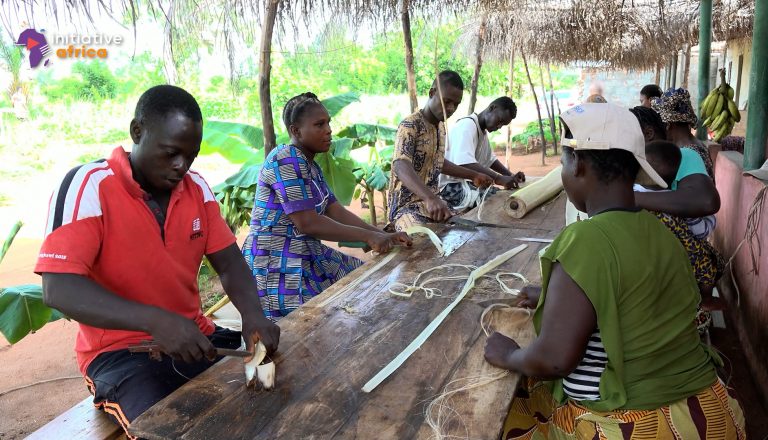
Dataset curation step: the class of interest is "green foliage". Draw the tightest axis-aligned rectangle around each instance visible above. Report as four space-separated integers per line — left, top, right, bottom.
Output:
72 61 118 100
42 61 118 102
1 221 22 265
199 99 241 120
115 52 165 96
511 119 555 144
0 222 64 344
315 151 357 206
0 285 64 344
201 120 264 163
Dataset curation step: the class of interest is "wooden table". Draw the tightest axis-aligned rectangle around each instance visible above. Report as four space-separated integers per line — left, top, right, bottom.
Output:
130 191 566 440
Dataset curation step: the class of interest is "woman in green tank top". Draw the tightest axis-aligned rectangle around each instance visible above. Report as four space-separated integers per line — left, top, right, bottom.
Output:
484 103 745 439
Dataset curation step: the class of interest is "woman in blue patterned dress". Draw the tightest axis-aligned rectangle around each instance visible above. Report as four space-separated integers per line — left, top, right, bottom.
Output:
243 92 412 321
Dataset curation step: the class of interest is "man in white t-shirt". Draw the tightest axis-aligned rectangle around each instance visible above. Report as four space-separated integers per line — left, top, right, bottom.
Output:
439 97 525 209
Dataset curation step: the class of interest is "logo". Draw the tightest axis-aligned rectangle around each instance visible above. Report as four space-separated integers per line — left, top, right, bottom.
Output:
15 26 124 69
16 28 52 68
190 217 203 240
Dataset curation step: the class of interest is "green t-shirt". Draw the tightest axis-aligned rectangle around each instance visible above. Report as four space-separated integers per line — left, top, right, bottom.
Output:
534 209 717 411
672 148 708 189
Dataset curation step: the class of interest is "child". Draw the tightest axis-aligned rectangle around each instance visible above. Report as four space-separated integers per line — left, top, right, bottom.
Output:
636 140 725 313
387 70 494 231
242 92 412 321
484 103 745 439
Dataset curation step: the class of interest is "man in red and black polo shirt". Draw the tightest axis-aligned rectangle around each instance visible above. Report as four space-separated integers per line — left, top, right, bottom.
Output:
35 85 280 436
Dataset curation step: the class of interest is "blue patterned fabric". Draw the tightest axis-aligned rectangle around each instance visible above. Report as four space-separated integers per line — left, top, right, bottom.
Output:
242 144 363 321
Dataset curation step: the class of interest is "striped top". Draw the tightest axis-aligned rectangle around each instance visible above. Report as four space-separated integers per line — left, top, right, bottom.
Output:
563 331 607 401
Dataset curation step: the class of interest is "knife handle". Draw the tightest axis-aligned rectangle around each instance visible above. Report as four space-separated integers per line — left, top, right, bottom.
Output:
339 241 368 248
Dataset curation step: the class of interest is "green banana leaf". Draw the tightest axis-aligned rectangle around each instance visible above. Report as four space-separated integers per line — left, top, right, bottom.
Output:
1 221 23 265
201 121 264 164
0 285 64 344
321 92 361 118
316 152 357 206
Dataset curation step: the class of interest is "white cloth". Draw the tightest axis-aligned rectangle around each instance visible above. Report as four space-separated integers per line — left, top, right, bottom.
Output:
439 114 496 189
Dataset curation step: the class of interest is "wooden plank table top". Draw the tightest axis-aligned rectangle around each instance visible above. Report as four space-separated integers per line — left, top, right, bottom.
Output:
130 190 566 440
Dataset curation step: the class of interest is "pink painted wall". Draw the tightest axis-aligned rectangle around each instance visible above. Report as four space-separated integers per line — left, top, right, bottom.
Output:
713 151 768 396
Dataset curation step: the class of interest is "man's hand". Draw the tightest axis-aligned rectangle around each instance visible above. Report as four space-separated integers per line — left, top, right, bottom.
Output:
425 196 452 222
484 331 521 370
149 312 216 363
515 285 542 309
472 173 494 189
242 314 280 356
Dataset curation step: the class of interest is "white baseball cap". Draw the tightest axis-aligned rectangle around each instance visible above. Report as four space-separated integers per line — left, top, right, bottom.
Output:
559 103 667 188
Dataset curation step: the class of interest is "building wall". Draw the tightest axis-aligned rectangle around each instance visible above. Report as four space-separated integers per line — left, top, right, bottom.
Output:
713 151 768 399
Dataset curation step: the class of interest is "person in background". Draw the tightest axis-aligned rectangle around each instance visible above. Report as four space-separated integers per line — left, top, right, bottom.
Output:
629 105 667 142
653 87 714 178
640 83 663 108
439 96 526 210
636 140 724 314
484 103 745 439
243 92 412 322
387 70 493 231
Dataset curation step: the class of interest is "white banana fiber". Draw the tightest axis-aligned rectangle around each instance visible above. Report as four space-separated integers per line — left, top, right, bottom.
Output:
362 244 528 393
315 247 400 307
425 304 533 440
476 185 493 221
405 225 444 256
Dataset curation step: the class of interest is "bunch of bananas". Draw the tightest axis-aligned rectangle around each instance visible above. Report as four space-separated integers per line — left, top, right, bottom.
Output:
701 69 741 142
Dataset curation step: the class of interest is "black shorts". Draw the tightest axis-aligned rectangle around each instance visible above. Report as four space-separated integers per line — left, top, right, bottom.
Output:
84 326 241 438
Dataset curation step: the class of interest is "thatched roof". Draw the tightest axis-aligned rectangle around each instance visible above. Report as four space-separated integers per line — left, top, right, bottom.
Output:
459 0 755 70
0 0 756 71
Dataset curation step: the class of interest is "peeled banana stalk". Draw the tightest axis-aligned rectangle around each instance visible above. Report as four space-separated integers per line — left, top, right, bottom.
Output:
244 340 275 390
700 68 740 142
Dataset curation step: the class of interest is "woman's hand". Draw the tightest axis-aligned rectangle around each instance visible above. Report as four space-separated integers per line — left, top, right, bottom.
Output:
484 332 521 370
515 285 542 309
366 231 412 253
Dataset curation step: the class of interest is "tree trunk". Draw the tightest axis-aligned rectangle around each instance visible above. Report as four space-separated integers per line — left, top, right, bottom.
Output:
546 63 559 154
506 48 515 163
539 64 558 156
162 0 177 85
654 63 661 84
468 16 487 114
259 0 280 155
367 188 377 226
521 51 547 166
380 190 388 222
401 0 418 113
682 44 691 89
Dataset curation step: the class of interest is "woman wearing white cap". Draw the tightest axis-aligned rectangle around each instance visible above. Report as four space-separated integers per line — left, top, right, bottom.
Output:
484 103 745 439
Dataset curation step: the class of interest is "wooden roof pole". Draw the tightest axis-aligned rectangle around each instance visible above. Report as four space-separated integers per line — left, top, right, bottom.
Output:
401 0 419 113
521 50 547 166
744 0 768 169
696 0 712 141
260 0 280 155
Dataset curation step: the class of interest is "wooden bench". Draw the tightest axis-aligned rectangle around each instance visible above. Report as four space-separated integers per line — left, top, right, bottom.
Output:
28 396 124 440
